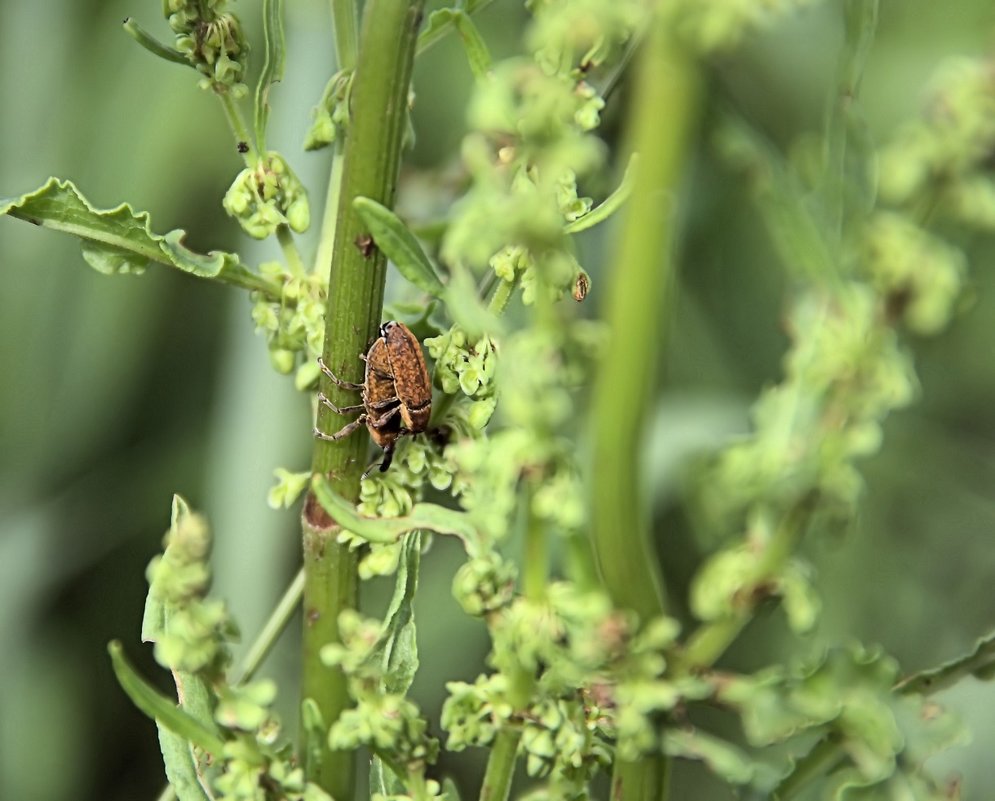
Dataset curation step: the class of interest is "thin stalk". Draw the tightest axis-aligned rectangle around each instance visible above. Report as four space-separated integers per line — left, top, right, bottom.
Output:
219 93 258 166
231 567 304 685
679 495 815 671
301 3 425 799
329 0 359 72
587 10 699 801
314 150 346 275
771 734 844 800
276 224 306 278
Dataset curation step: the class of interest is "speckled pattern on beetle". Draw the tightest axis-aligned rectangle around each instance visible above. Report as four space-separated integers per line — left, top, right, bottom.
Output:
313 321 432 474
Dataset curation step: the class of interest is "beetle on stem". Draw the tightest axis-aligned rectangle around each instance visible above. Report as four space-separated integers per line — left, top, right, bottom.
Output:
313 321 432 475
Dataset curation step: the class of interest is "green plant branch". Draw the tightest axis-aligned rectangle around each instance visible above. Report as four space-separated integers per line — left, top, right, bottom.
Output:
416 0 497 56
480 727 521 801
231 567 305 685
330 0 359 73
276 224 306 278
823 0 878 245
300 2 426 799
219 93 258 166
679 494 815 672
771 734 844 800
589 8 697 632
586 10 700 801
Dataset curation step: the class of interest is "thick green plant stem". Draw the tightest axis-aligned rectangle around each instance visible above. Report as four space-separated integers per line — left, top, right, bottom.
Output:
589 15 698 624
479 728 521 801
588 10 699 801
300 2 425 798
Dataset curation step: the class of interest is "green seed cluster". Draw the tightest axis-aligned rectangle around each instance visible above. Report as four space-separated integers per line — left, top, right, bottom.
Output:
442 584 696 794
146 498 331 801
249 261 326 381
224 152 311 240
163 0 249 96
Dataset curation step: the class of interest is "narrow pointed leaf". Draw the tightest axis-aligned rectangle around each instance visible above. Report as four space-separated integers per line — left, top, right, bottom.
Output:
311 474 481 550
1 178 278 295
254 0 286 152
354 196 445 296
368 533 422 694
157 725 212 801
108 642 226 755
123 18 192 68
452 11 491 79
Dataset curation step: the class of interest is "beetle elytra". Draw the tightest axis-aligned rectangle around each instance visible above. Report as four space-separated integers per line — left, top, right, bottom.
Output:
313 321 431 475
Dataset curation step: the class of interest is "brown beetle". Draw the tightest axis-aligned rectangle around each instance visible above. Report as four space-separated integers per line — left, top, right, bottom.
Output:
380 320 432 434
313 321 431 474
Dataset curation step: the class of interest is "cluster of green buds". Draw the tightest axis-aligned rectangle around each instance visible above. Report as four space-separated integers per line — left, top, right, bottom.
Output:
249 262 326 380
145 496 234 675
144 497 330 801
304 70 354 151
443 583 700 793
705 282 918 523
321 608 440 777
425 325 498 398
224 151 311 240
878 56 995 229
163 0 249 96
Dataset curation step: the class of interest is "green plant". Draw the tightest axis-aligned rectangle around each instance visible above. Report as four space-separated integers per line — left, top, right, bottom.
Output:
4 1 995 800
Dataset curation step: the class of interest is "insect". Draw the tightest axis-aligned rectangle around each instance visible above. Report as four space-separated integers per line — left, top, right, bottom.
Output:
313 321 432 475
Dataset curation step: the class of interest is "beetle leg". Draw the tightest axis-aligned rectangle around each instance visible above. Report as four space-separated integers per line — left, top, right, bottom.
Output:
367 395 400 413
362 442 396 478
317 393 365 415
313 415 367 441
317 357 363 391
367 403 401 429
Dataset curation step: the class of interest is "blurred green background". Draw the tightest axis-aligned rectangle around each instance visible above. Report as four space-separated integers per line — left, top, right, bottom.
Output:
2 1 995 799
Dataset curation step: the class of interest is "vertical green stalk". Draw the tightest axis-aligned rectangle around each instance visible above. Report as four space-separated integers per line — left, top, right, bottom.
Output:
301 2 425 798
588 9 699 801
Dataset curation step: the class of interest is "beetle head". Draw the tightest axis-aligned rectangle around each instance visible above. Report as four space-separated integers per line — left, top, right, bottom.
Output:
379 320 398 339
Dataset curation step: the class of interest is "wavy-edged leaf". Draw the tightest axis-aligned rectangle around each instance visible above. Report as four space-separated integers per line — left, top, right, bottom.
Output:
254 0 286 152
564 154 638 234
663 729 755 785
1 178 277 295
354 196 445 297
108 642 226 755
312 474 481 552
898 629 995 695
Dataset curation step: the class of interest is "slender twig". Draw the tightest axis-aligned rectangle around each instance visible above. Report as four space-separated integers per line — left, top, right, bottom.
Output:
231 568 305 685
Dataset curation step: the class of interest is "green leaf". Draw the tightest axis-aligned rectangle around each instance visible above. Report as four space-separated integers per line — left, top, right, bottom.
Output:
122 18 192 68
662 729 755 785
371 533 422 695
451 11 491 79
254 0 286 152
301 698 326 779
0 178 277 295
108 642 226 755
897 629 995 695
142 494 192 643
564 154 638 234
156 724 211 801
311 474 483 552
353 196 445 297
